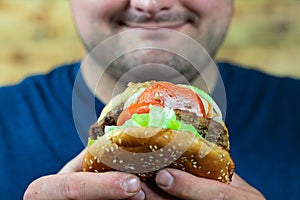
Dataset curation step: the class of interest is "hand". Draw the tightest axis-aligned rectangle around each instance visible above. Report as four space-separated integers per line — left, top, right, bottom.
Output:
154 168 266 200
23 149 145 200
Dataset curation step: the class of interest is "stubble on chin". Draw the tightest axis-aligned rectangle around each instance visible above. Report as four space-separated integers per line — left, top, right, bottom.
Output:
106 49 199 83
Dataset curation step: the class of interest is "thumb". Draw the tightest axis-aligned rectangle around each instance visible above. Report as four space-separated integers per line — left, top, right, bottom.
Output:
58 148 87 174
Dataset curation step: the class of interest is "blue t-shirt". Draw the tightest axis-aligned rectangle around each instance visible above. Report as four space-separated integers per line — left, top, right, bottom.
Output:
0 62 299 199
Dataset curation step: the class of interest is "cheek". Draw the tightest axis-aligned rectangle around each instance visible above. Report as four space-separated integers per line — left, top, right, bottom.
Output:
70 0 129 44
181 0 233 18
71 0 128 21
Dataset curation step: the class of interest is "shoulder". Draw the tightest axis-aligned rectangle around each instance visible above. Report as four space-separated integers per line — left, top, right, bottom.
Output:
218 61 300 82
217 61 300 94
0 62 80 123
0 62 80 97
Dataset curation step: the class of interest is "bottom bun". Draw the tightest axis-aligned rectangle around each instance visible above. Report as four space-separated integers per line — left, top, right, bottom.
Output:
82 127 235 184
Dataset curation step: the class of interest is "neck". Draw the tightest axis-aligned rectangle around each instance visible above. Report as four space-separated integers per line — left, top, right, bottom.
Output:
191 60 219 94
81 57 219 104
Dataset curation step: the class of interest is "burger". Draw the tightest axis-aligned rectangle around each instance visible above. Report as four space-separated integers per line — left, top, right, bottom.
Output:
82 81 235 184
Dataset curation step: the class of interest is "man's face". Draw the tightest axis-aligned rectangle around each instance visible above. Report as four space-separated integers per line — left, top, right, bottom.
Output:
70 0 233 81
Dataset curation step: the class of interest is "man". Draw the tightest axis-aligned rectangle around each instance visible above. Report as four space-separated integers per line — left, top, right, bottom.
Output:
23 1 264 199
1 0 298 199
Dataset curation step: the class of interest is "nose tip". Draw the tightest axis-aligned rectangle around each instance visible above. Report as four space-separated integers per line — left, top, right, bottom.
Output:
131 0 172 17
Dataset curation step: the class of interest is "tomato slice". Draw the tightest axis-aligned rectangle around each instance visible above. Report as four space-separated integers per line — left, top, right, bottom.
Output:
117 82 206 126
117 103 162 126
137 82 206 117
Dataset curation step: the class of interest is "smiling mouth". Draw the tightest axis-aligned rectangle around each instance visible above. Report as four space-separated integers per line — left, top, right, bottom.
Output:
119 20 192 30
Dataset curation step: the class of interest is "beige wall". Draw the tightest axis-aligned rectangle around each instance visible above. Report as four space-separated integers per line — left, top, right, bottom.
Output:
0 0 299 86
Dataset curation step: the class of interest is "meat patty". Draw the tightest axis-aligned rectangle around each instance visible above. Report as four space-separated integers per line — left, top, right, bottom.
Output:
89 105 229 151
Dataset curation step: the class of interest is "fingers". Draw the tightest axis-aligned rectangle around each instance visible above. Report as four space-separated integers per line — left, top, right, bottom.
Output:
230 173 266 198
139 182 180 200
58 148 87 174
155 169 266 200
24 171 142 200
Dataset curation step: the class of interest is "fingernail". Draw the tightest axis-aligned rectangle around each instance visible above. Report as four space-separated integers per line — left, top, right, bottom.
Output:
129 189 145 200
123 176 140 194
156 170 174 187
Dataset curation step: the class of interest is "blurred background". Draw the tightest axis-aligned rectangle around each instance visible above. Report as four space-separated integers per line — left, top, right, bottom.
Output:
0 0 299 86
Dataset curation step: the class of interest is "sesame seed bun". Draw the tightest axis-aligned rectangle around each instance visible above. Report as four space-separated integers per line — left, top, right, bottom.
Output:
83 127 234 184
82 81 235 184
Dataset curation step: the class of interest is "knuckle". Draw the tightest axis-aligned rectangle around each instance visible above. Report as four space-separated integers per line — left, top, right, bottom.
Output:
23 187 35 200
214 189 230 200
63 174 85 199
23 179 41 200
214 184 232 200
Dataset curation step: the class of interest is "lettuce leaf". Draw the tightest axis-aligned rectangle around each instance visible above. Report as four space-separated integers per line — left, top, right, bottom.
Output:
105 105 201 137
87 138 96 147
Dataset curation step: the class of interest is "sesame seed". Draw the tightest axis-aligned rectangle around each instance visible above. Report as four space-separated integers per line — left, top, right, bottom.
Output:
207 171 211 175
89 160 93 164
94 170 99 173
119 160 123 164
163 135 169 139
154 145 158 150
181 157 188 162
125 166 135 170
84 158 87 163
220 169 224 173
218 177 222 180
118 138 122 144
113 159 117 164
192 165 197 169
89 166 93 169
159 153 164 157
97 159 100 163
192 161 197 165
110 147 114 152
